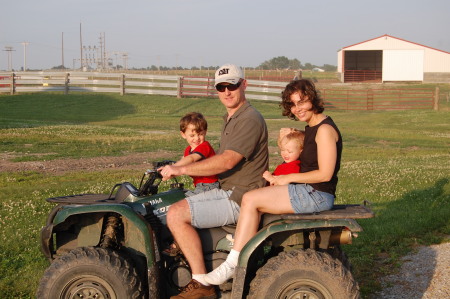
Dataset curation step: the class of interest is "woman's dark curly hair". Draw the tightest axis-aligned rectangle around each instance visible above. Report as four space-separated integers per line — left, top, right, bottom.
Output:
280 79 324 120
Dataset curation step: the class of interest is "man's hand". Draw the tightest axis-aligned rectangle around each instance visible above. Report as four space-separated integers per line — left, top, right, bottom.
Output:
158 165 182 181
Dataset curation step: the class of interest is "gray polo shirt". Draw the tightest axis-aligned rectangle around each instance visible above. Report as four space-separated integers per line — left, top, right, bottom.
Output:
218 101 269 205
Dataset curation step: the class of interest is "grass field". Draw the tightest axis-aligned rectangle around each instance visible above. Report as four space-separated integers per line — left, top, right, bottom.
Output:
0 92 449 298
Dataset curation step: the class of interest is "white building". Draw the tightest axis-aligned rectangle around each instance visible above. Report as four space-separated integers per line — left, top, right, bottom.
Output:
337 34 450 83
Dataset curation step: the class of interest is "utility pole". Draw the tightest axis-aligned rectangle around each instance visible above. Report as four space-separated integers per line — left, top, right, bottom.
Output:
122 52 128 70
101 32 106 69
113 52 119 70
99 34 103 69
80 23 83 69
61 33 65 69
3 46 15 71
21 42 29 71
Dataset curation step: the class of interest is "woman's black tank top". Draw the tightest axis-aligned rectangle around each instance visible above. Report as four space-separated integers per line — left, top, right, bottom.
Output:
299 117 342 196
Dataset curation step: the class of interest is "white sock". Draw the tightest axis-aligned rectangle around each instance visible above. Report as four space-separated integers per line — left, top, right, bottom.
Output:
192 274 210 286
226 249 240 268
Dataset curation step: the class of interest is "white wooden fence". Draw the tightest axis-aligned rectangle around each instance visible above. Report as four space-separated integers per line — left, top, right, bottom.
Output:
0 71 438 110
0 71 286 101
0 71 180 96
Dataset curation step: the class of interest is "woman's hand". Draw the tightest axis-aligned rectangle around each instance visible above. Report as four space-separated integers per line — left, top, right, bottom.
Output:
263 171 291 186
271 175 288 186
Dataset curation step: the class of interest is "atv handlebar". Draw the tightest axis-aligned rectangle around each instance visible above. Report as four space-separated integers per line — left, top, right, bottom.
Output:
138 160 177 196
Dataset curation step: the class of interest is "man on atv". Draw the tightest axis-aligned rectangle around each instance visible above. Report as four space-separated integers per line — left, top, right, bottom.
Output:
159 63 269 299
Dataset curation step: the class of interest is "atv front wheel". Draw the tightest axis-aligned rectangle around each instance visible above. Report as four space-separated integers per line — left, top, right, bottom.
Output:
248 249 359 299
36 246 145 299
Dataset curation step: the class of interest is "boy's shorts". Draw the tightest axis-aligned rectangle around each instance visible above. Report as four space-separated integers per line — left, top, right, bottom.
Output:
288 183 334 213
186 188 240 229
185 182 220 197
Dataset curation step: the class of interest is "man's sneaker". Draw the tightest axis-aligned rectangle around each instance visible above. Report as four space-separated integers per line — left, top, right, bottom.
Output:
170 279 216 299
204 261 236 285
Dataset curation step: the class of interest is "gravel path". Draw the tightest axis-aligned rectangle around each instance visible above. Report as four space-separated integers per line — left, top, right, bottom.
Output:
373 242 450 298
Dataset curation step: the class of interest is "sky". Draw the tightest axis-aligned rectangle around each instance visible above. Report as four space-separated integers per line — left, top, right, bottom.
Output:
1 0 449 71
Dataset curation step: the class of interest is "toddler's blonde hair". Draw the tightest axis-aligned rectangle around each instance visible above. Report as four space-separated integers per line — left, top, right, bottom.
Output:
278 128 305 150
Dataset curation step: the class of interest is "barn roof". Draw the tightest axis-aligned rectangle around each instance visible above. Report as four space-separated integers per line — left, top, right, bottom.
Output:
342 34 450 55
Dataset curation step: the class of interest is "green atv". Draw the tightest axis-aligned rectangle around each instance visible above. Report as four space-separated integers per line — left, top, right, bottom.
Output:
37 160 374 299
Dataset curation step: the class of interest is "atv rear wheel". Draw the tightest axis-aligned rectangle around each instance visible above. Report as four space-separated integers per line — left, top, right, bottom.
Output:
325 245 352 270
248 249 359 299
36 246 145 299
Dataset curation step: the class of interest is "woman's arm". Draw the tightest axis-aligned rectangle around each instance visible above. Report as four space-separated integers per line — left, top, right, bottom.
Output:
267 124 338 186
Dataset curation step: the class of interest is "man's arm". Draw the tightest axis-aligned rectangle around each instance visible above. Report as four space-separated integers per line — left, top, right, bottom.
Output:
160 150 243 181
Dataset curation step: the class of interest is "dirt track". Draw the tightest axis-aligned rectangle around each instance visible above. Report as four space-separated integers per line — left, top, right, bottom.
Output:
0 152 173 175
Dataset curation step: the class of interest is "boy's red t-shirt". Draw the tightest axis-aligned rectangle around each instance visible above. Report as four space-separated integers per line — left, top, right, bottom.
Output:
272 160 301 176
184 141 218 186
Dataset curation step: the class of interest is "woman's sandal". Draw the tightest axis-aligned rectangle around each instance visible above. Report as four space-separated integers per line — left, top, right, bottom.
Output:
162 241 181 256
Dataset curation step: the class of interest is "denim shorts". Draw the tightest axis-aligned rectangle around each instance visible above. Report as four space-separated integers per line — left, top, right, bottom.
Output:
288 183 334 213
186 188 240 229
185 182 220 197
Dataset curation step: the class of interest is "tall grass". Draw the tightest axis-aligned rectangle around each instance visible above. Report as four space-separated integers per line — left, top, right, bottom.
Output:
0 93 449 298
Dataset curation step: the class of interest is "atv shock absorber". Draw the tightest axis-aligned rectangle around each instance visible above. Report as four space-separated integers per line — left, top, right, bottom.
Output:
99 213 124 249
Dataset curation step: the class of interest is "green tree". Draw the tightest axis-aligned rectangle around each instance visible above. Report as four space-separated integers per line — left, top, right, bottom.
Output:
259 56 296 69
51 65 69 70
289 58 301 70
303 63 314 70
322 64 337 71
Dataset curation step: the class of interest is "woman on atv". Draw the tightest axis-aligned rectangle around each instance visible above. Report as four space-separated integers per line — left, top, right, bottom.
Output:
205 79 343 285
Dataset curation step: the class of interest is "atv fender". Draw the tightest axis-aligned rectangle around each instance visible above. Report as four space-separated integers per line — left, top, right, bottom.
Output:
230 218 363 299
40 203 157 268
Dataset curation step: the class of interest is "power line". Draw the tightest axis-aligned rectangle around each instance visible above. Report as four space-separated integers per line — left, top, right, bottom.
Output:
21 42 30 71
3 46 15 71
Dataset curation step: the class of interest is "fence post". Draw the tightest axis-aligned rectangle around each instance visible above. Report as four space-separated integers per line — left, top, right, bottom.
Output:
177 76 182 98
10 72 16 95
433 86 439 111
367 89 374 110
120 74 125 96
64 72 70 95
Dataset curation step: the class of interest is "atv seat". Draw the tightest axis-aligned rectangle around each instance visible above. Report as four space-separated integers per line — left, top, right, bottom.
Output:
260 204 374 227
218 204 374 236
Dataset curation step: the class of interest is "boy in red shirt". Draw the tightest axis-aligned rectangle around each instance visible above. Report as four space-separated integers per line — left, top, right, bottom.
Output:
174 112 219 196
263 129 304 181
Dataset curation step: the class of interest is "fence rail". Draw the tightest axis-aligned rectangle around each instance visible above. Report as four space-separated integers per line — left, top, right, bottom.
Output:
322 88 435 110
0 72 438 110
0 72 180 96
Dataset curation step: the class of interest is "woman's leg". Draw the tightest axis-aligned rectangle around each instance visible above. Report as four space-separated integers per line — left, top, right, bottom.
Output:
205 185 293 285
233 185 293 251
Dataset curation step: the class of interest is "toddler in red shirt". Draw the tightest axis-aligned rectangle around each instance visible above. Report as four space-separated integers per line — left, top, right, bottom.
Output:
263 128 304 182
